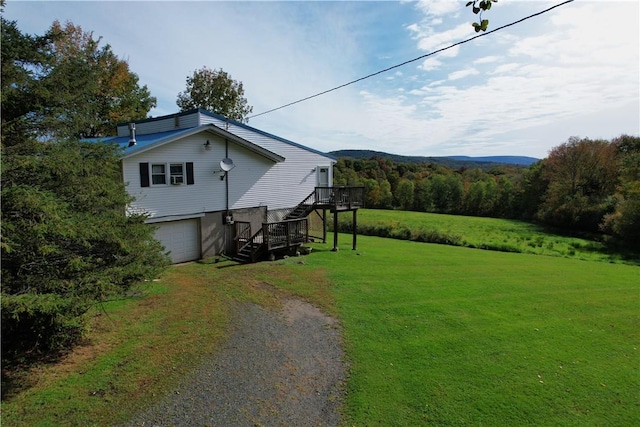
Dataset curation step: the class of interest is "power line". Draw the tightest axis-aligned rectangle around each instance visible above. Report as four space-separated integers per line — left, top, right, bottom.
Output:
247 0 574 120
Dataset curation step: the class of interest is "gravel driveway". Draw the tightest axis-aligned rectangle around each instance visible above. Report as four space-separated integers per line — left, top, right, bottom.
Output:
126 298 347 426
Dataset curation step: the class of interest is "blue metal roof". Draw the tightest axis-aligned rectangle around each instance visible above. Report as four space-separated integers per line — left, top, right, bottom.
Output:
195 109 337 161
83 128 192 156
84 124 285 163
106 108 335 161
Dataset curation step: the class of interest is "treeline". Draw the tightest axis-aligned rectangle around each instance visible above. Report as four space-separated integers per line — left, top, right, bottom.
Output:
334 135 640 248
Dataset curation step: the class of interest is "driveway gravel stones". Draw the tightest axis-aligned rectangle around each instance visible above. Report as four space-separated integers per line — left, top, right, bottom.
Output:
126 298 346 426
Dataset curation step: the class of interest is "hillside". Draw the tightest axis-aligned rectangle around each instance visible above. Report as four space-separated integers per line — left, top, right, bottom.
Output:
329 149 539 168
447 155 539 166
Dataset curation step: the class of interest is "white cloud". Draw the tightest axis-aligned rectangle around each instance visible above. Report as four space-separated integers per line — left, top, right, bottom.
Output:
417 23 473 52
439 45 460 58
3 0 638 158
419 57 443 71
448 68 480 80
491 63 520 74
406 23 421 34
474 55 500 64
415 0 461 17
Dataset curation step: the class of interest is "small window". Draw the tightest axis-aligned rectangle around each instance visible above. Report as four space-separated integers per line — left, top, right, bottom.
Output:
145 162 193 187
170 163 184 185
151 164 166 185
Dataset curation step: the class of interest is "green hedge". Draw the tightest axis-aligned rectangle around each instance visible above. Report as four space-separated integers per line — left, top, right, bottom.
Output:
1 293 90 360
334 221 465 247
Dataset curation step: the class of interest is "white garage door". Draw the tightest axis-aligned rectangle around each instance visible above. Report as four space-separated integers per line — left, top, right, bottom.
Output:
155 219 201 263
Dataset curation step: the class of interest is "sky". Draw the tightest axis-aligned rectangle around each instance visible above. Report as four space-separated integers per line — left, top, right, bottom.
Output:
4 0 639 158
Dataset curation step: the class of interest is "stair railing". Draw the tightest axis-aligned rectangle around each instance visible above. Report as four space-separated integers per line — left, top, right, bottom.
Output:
283 189 317 220
237 227 265 262
234 221 252 253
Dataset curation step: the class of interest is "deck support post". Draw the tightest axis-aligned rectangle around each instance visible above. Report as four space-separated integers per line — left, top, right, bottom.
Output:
352 209 357 250
322 209 327 243
332 210 339 252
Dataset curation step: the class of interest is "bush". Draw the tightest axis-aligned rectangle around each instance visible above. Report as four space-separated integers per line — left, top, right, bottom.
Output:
334 220 463 247
1 293 89 361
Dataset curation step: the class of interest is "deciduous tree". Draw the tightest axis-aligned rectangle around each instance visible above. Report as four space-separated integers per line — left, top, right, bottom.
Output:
177 67 253 122
1 19 156 142
413 178 433 212
602 135 640 247
538 137 618 231
395 179 415 210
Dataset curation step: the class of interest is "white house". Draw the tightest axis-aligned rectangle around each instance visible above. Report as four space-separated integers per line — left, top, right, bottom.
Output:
94 108 336 263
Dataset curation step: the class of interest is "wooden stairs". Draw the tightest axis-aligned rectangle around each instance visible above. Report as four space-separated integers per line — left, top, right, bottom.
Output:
232 186 364 263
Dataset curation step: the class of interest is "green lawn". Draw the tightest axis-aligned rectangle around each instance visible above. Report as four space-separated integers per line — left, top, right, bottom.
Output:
3 215 638 426
295 234 640 426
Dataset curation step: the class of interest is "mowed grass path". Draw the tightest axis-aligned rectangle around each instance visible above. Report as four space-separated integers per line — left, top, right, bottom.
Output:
298 234 640 426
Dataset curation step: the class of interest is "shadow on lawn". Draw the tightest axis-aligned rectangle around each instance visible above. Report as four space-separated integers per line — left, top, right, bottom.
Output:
538 225 640 265
1 344 75 401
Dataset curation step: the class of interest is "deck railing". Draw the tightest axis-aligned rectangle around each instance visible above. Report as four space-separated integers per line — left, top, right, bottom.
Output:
315 186 364 210
263 217 309 251
235 217 308 260
234 187 362 262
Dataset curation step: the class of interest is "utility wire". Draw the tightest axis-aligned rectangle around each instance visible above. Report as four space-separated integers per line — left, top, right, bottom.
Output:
247 0 574 120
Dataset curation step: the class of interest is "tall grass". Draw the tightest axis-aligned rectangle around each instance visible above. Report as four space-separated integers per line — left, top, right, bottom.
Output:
334 209 639 264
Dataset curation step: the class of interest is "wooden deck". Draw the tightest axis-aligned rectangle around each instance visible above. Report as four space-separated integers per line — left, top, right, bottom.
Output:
233 186 363 262
312 186 364 211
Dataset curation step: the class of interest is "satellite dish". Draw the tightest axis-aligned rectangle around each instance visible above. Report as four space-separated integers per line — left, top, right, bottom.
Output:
220 158 235 172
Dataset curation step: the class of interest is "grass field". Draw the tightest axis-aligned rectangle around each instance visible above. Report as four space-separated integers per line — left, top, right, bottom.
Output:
2 211 638 426
336 209 639 264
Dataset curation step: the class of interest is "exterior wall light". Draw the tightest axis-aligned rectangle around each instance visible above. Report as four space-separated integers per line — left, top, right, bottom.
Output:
203 140 212 151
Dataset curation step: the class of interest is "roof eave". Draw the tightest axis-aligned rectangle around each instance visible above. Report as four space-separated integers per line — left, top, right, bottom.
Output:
121 124 285 163
197 109 336 161
203 124 285 163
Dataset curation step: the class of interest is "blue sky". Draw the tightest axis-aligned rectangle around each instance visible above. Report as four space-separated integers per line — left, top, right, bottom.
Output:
4 1 639 158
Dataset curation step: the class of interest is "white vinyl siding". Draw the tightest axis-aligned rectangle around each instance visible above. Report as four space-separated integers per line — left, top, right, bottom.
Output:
121 111 335 220
124 137 333 219
200 115 334 210
125 134 223 218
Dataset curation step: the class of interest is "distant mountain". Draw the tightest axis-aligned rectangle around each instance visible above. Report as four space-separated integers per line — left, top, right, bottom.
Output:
447 155 539 166
329 150 539 168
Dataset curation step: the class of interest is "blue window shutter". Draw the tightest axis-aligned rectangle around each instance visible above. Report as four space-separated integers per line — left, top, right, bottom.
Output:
186 162 194 185
140 163 150 187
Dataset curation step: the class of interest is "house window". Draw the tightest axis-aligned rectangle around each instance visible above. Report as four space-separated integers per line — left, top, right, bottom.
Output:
170 163 184 185
151 164 166 185
140 162 194 188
